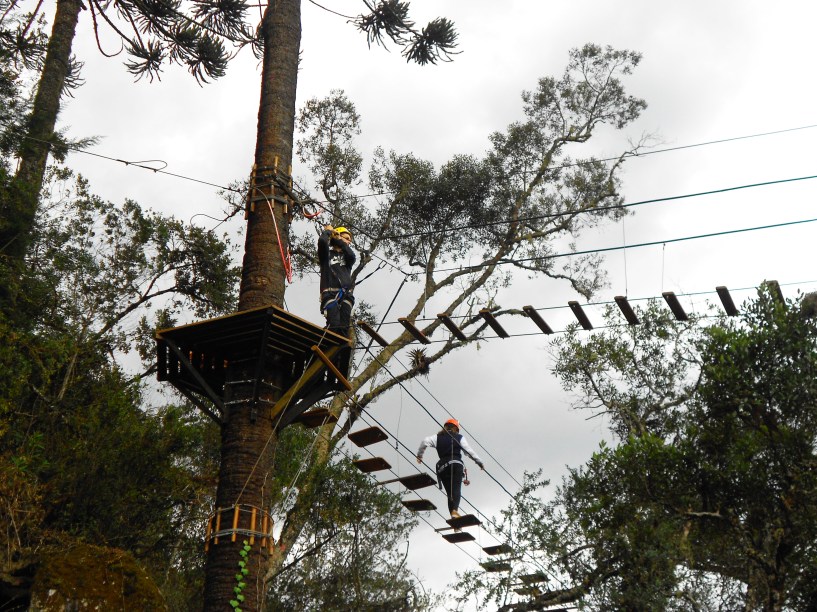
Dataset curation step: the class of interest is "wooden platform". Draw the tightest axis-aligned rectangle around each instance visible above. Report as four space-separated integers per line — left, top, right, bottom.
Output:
483 543 514 556
155 304 349 426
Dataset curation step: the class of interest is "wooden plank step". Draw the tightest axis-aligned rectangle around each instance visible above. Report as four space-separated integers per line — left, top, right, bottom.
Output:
483 543 514 556
401 499 436 512
348 426 388 447
480 560 512 572
514 586 543 597
295 408 338 428
353 457 391 473
397 473 436 490
518 572 548 584
446 514 481 529
442 531 475 543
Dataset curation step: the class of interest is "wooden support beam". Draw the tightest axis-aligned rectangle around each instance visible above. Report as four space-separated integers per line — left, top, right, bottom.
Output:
568 301 593 330
662 292 688 321
437 313 467 341
614 296 640 325
398 318 431 344
715 286 739 316
311 345 352 391
479 309 509 338
269 345 341 421
357 320 388 347
522 305 553 334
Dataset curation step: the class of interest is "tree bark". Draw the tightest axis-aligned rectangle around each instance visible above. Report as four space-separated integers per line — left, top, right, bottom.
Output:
4 0 82 259
202 1 301 610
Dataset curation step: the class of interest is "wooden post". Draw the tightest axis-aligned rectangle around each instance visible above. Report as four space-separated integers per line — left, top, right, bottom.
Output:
231 505 240 542
204 515 213 552
214 510 221 545
249 507 258 545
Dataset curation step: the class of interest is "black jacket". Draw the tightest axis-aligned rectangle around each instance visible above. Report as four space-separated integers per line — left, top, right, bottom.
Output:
318 229 355 293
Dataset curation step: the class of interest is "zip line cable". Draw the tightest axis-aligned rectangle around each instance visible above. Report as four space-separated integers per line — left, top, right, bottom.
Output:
432 215 817 274
12 121 817 229
375 171 817 241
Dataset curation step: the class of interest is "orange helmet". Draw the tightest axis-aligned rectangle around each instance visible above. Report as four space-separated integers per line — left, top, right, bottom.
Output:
444 418 460 429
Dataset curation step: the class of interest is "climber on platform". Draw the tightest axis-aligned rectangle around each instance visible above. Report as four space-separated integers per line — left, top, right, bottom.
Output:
317 224 355 338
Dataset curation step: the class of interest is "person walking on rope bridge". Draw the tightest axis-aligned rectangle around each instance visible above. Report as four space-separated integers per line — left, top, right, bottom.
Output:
416 418 484 518
318 224 356 338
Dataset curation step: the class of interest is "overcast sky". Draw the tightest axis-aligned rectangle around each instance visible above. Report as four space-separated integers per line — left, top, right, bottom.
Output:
56 0 817 607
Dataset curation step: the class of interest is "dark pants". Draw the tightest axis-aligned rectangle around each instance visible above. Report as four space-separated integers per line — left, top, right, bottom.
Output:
321 291 354 338
438 462 464 514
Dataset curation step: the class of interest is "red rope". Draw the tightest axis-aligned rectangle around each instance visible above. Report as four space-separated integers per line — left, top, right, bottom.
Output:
265 198 293 283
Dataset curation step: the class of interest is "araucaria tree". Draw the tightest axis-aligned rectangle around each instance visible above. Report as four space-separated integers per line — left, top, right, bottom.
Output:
453 288 817 611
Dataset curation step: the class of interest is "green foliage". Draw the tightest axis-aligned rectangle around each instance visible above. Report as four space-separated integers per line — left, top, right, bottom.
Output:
296 46 646 315
355 0 458 65
0 165 235 608
265 444 430 610
230 540 251 611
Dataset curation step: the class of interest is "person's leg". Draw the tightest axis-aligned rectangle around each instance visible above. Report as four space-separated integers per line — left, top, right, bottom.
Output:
449 463 464 515
439 465 456 515
322 294 342 334
337 299 353 338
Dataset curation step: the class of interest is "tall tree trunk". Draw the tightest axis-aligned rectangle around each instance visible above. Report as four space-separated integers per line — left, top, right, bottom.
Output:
202 1 301 610
3 0 82 259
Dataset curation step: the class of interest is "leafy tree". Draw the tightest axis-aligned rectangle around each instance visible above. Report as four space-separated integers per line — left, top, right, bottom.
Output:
264 445 433 611
453 289 817 611
257 43 645 595
0 167 237 609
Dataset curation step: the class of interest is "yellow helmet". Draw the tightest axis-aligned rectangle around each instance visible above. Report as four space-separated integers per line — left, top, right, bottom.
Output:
334 226 352 242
